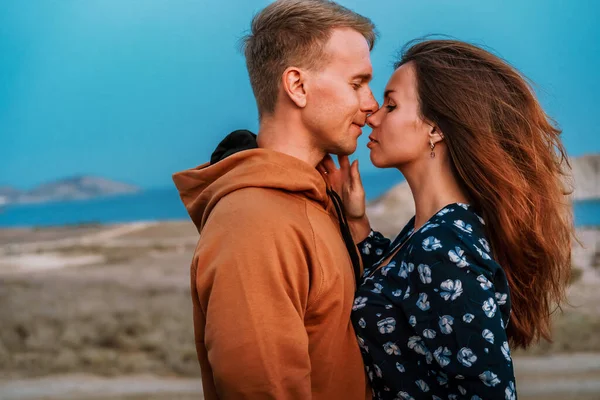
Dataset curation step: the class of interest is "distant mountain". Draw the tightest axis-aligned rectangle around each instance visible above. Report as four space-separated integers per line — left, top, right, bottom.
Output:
366 181 413 238
366 153 600 237
0 187 22 205
4 176 141 205
570 154 600 200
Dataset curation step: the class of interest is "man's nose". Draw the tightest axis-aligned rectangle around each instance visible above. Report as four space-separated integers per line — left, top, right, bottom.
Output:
361 90 379 114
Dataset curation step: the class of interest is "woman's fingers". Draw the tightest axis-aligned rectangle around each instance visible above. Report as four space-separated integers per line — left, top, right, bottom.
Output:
321 154 338 174
350 160 360 188
340 159 366 219
338 155 351 175
316 163 328 176
350 159 363 190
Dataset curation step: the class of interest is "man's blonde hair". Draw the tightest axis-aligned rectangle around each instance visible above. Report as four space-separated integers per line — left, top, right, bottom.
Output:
242 0 376 118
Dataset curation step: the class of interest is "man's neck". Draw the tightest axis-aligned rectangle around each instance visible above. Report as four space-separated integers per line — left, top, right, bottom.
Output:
256 115 325 168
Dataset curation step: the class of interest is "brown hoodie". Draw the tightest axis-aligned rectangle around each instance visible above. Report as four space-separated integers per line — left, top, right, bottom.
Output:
173 144 369 400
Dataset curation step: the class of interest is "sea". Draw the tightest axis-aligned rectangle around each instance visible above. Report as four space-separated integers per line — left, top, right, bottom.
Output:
0 169 598 228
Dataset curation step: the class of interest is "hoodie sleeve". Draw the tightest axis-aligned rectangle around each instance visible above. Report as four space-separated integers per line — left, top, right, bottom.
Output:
194 191 313 399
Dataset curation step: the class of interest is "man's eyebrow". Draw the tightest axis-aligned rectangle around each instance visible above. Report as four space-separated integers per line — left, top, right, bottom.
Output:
352 73 372 83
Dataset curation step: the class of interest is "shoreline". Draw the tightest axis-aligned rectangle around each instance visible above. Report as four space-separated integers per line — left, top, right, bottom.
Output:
1 195 598 230
0 218 187 231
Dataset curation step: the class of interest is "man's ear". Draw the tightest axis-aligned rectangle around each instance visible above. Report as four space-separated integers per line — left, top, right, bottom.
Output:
281 66 307 108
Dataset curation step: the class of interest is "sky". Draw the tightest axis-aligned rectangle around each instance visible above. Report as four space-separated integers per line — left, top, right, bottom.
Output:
1 0 599 190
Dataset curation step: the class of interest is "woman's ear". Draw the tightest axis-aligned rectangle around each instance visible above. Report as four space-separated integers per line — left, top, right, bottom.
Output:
281 66 307 108
428 124 445 145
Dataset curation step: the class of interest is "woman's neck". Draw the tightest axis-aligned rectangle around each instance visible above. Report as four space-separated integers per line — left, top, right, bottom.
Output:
401 158 470 231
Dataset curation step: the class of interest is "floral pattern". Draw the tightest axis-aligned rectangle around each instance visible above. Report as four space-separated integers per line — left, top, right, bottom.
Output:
418 264 432 284
440 279 463 301
352 203 515 399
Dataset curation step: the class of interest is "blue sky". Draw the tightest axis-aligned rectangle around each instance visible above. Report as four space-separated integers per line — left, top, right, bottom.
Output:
1 0 598 190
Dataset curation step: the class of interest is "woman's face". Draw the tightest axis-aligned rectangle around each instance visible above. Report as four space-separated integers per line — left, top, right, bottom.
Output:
366 62 432 169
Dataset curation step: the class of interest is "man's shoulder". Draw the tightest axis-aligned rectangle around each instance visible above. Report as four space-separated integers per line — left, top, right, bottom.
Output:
217 187 308 214
200 187 318 250
205 187 313 235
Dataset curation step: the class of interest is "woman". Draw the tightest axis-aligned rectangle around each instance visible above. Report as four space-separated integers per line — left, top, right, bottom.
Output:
320 40 573 399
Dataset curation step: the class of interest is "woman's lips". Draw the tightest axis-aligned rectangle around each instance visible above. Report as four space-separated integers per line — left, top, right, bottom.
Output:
367 137 378 149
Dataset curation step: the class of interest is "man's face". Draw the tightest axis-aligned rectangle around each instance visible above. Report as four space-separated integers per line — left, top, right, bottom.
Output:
303 28 378 156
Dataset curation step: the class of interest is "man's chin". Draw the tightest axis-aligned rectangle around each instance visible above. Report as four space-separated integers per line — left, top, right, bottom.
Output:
328 143 357 156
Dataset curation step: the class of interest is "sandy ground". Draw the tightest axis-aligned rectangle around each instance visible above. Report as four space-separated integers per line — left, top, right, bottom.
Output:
2 353 600 400
1 221 599 399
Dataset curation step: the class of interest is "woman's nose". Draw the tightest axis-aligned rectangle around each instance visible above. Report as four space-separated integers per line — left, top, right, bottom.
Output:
366 109 381 128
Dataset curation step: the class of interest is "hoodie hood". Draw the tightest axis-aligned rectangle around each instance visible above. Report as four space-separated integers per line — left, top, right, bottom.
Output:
173 130 329 230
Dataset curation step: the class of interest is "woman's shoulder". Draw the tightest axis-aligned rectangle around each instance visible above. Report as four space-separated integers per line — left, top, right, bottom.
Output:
407 203 499 274
411 203 484 240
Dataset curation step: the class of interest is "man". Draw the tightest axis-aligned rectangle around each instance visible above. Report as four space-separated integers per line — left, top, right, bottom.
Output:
173 1 378 398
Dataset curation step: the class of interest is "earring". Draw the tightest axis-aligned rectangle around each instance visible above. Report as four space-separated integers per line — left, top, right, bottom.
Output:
430 140 436 159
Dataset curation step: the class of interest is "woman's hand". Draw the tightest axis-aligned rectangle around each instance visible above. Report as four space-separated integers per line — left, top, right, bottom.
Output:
318 155 371 243
318 154 365 219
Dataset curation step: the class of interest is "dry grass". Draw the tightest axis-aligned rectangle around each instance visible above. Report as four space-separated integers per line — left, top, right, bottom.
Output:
0 271 200 379
118 221 197 240
2 259 599 379
1 221 599 382
515 311 600 356
52 242 196 265
0 224 110 246
0 229 201 380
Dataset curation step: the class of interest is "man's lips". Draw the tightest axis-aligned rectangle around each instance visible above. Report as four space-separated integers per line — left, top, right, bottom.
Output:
352 123 365 135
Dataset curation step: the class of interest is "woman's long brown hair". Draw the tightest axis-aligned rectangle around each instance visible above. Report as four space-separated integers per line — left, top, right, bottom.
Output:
397 39 574 348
